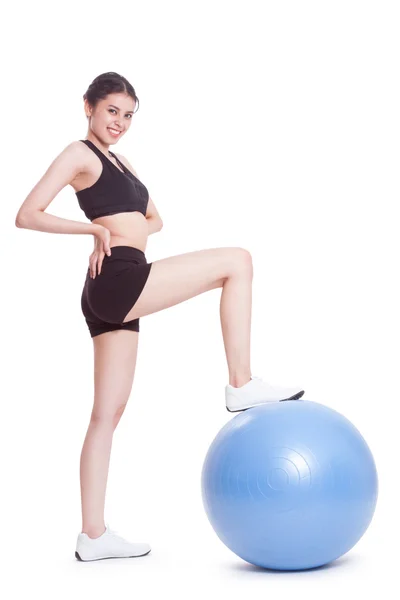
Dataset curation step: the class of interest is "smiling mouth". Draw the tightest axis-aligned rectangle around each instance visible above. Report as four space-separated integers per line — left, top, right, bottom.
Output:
108 127 122 135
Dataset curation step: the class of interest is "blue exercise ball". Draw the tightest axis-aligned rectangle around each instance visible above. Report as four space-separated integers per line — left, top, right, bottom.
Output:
201 400 378 571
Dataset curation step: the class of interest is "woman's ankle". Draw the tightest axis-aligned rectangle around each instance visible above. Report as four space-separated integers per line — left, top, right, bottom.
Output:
81 525 106 539
229 373 252 388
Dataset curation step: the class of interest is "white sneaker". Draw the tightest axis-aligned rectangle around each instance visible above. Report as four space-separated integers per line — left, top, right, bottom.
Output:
225 375 304 412
75 524 151 561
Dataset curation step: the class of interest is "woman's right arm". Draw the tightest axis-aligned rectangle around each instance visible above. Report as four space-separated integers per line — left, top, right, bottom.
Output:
15 141 100 237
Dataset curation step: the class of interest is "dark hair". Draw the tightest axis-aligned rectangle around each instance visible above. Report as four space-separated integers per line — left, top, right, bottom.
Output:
83 72 139 114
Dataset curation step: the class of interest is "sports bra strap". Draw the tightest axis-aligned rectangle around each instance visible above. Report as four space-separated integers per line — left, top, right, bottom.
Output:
80 139 106 160
80 140 127 173
108 151 127 172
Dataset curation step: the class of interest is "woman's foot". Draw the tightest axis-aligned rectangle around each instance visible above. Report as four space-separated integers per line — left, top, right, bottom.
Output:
225 375 305 412
75 524 151 561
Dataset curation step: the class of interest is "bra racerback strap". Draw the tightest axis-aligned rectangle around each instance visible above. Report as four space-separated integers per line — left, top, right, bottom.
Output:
79 139 107 161
108 151 127 173
79 139 126 172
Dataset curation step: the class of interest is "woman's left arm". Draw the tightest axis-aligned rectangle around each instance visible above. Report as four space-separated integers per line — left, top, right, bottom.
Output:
147 216 163 235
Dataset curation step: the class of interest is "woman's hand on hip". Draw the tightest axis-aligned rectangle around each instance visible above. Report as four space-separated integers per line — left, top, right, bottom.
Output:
90 225 111 279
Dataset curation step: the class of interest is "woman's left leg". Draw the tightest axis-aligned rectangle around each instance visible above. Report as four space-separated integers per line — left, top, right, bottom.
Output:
79 329 139 538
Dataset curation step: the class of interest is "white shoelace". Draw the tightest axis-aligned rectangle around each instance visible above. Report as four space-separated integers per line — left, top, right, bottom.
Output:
106 526 127 542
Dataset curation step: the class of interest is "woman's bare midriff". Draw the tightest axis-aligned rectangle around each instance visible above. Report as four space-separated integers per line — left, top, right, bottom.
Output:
70 157 149 253
92 212 149 253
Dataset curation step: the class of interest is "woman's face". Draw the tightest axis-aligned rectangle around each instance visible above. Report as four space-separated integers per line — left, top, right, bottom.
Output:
85 93 136 144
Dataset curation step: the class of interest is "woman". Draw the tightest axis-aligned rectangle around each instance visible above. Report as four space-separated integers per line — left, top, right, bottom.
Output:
15 72 305 561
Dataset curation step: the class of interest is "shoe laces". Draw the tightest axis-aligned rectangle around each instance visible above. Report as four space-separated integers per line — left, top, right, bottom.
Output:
107 525 116 535
106 525 128 544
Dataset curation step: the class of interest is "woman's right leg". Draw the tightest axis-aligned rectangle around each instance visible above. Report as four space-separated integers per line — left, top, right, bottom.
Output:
122 247 254 387
80 329 140 538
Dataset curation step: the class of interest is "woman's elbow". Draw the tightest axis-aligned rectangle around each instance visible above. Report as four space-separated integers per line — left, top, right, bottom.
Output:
15 211 33 228
15 213 25 228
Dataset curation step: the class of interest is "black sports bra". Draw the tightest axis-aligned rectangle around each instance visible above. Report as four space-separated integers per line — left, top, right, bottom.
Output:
75 139 149 221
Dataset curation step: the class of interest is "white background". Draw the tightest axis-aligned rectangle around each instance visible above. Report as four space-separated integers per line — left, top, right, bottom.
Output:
2 0 398 597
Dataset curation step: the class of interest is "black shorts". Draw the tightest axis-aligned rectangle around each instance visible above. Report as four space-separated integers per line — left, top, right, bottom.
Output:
81 246 153 338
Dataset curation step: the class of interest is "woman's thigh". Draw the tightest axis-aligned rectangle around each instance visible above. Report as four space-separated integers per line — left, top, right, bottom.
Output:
122 246 252 323
90 329 139 423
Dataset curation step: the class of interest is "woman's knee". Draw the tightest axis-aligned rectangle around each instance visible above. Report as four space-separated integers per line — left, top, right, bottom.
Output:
90 399 128 428
227 247 253 278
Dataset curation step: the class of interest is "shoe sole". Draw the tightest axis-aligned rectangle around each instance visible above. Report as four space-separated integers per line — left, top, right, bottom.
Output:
75 549 151 561
226 390 305 413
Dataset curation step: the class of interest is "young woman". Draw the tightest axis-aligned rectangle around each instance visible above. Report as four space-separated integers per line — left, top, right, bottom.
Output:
15 72 305 561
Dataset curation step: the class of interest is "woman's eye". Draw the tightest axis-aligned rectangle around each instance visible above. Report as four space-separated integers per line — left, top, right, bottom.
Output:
109 109 132 119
